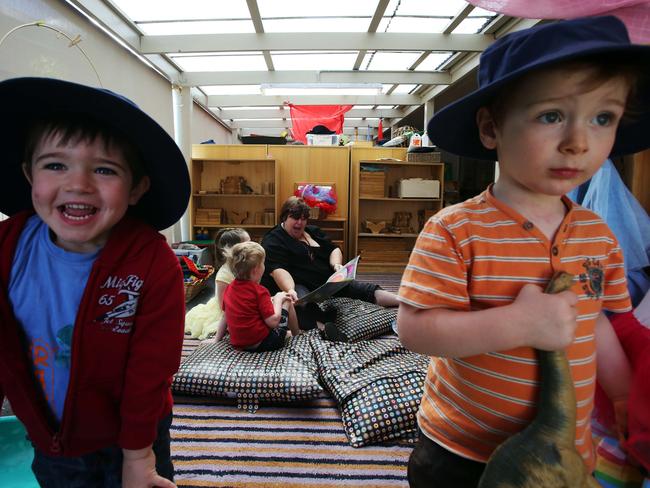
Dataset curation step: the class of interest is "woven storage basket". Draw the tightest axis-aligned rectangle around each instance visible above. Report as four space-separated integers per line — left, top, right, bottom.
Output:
184 265 214 302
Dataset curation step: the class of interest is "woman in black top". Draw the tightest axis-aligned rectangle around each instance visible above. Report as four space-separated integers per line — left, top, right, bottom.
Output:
261 196 398 331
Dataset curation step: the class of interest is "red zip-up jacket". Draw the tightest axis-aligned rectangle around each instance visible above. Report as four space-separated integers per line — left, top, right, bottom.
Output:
0 211 185 456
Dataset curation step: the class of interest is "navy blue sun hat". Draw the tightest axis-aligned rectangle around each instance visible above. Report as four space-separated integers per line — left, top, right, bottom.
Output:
427 16 650 161
0 77 190 230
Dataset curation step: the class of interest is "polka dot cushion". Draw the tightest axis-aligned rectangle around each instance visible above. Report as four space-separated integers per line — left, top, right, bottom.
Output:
172 331 323 412
311 334 429 447
319 297 397 342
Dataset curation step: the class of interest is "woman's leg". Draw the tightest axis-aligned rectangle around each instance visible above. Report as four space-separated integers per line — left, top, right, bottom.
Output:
374 288 400 307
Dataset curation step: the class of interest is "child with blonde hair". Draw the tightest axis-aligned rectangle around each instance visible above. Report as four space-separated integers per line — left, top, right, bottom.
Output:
223 241 300 352
184 227 249 340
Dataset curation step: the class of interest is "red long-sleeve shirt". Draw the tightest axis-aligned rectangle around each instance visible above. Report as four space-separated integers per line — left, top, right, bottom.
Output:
0 211 185 456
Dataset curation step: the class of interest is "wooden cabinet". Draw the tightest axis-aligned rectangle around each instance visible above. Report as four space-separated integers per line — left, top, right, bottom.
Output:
190 145 278 242
350 153 444 272
267 145 350 259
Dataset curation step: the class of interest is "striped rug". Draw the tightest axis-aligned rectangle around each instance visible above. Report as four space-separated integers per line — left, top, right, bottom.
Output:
172 273 411 487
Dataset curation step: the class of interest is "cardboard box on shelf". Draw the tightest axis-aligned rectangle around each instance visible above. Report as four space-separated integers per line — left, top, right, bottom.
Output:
397 178 440 198
360 171 386 198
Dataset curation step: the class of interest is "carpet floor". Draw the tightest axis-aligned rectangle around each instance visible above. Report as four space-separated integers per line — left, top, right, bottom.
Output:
172 273 411 487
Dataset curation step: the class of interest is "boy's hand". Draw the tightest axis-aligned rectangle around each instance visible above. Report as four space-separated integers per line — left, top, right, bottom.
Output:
513 284 578 351
122 447 176 488
286 289 298 302
273 291 289 305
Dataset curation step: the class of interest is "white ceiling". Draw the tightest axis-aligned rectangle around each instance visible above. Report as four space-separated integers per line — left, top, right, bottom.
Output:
66 0 540 138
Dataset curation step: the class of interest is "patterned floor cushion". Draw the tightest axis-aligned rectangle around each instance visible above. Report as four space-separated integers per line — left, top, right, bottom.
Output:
319 297 397 342
172 331 323 412
311 334 429 447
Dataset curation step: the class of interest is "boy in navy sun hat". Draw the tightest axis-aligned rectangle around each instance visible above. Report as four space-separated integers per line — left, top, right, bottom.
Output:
397 16 650 487
0 77 190 487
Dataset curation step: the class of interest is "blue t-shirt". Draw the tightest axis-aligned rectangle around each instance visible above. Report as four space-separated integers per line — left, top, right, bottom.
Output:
8 215 99 422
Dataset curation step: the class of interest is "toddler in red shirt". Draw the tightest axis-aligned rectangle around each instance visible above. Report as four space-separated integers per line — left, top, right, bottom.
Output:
223 241 300 351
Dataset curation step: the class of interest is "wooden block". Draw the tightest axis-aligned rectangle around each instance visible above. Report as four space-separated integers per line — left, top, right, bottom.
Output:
365 220 386 234
228 210 248 224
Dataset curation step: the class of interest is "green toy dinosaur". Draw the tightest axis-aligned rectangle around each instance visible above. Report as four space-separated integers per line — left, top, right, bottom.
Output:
478 272 601 488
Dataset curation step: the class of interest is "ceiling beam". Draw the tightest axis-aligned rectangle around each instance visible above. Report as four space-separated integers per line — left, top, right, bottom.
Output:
208 93 421 107
353 0 390 70
229 119 387 129
443 4 475 34
245 0 275 71
218 108 404 119
142 32 493 54
179 70 450 86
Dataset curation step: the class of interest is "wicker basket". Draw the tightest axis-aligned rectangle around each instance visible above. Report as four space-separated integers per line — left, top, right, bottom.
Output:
184 265 214 302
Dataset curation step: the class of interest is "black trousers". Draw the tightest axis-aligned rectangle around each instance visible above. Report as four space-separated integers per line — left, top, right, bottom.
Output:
408 429 485 488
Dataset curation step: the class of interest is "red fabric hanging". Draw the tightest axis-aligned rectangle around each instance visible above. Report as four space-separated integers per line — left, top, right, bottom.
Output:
288 104 353 144
377 118 384 141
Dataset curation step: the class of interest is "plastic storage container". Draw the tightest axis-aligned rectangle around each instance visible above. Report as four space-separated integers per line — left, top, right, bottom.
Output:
0 415 38 487
306 134 340 146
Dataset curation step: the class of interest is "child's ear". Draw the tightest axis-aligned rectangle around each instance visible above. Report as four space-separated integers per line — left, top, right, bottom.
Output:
476 107 498 150
22 163 33 185
128 175 150 205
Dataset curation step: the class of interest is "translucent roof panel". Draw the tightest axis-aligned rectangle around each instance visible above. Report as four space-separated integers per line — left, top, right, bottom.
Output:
169 53 268 72
109 0 250 22
137 20 255 36
394 0 469 17
263 18 371 33
257 0 378 18
271 51 358 71
364 51 423 71
389 84 418 94
377 17 450 33
202 85 261 95
413 52 455 71
470 7 498 17
220 106 282 111
452 17 493 34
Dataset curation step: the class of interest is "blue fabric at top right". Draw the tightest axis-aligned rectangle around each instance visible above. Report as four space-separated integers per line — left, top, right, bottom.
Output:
568 160 650 307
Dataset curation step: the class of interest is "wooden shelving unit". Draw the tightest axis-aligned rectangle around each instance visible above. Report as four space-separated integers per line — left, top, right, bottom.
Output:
350 157 444 272
308 216 348 259
190 145 278 242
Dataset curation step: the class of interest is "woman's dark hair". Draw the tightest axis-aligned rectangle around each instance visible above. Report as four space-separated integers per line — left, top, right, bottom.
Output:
214 227 250 262
23 112 146 186
279 196 311 223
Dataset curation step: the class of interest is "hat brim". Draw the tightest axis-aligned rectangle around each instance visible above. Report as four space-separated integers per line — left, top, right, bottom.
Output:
427 46 650 161
0 77 190 230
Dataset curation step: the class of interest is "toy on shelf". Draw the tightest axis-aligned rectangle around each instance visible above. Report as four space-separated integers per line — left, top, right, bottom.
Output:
365 220 386 234
294 182 337 217
389 211 414 234
228 210 248 225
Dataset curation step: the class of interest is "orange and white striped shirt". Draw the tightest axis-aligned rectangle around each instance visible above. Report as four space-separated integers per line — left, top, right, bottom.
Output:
398 188 631 470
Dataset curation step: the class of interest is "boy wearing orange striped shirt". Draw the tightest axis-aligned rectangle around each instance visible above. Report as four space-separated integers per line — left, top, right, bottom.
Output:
397 17 650 487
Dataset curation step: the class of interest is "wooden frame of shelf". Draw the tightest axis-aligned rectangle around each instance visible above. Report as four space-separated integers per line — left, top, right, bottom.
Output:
350 157 444 272
190 146 279 242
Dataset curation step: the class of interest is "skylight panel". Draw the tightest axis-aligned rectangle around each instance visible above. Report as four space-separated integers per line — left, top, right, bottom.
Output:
169 53 268 71
221 106 281 111
137 20 255 36
395 0 468 17
257 0 377 18
453 17 492 34
377 17 450 33
271 52 359 71
263 18 370 33
469 7 498 17
413 52 455 71
202 85 261 95
390 84 418 94
365 51 422 71
109 0 250 22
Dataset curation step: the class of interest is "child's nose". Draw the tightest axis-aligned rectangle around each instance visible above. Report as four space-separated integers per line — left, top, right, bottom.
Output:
65 170 94 192
558 123 588 155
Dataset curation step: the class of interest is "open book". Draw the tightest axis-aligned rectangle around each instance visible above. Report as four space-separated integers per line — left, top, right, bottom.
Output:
295 255 360 305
